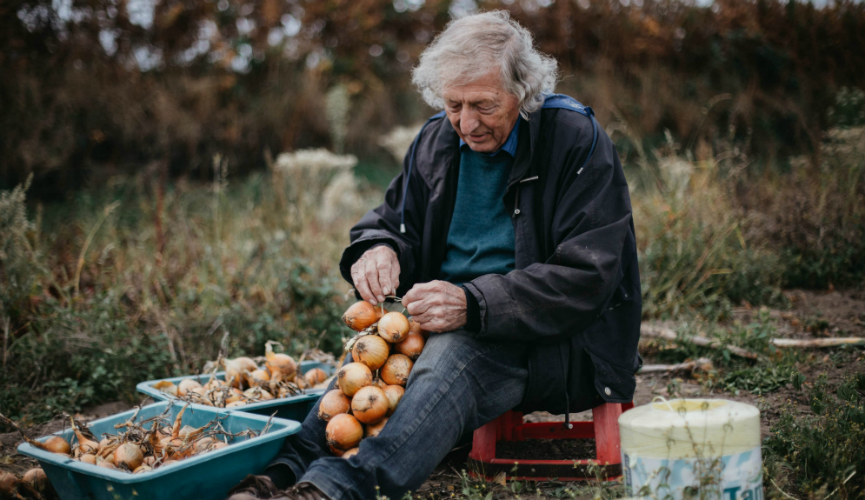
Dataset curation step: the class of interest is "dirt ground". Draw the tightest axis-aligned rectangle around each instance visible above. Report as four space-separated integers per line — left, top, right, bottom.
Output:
2 288 863 499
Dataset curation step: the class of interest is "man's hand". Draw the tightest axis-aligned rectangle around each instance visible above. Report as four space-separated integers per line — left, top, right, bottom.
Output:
351 245 400 305
403 280 467 333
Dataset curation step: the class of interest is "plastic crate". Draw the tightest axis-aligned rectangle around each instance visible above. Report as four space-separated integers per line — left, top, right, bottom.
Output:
136 361 332 421
17 401 299 500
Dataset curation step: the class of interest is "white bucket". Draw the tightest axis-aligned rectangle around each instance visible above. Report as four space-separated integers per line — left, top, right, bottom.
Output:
618 399 763 500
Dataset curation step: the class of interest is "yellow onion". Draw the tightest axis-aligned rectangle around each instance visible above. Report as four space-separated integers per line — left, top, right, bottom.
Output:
71 419 99 455
377 312 410 343
43 436 71 456
189 387 214 406
381 355 413 386
365 417 388 438
318 390 351 421
245 368 271 387
372 378 386 389
329 445 345 457
325 414 363 451
409 319 429 340
193 437 214 454
243 387 274 400
80 453 97 465
143 456 157 467
350 386 388 424
205 378 225 390
394 332 425 361
211 441 228 451
114 443 144 471
265 343 297 382
351 335 390 370
133 465 152 474
23 468 50 494
342 301 381 331
0 472 18 497
383 385 405 416
222 356 258 388
97 459 117 470
152 380 178 396
337 362 373 397
342 447 360 459
177 379 203 397
294 374 309 389
304 368 328 386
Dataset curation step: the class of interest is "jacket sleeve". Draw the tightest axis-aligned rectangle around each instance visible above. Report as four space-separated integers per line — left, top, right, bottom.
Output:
464 127 634 342
338 133 430 294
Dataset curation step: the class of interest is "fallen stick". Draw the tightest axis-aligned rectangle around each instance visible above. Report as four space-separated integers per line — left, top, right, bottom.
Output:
638 357 714 374
770 338 865 348
640 325 759 360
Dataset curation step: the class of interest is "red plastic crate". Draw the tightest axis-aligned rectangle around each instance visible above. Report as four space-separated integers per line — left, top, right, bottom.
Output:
467 402 634 481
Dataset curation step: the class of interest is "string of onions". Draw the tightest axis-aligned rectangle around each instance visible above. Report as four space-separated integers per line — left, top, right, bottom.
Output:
320 302 427 457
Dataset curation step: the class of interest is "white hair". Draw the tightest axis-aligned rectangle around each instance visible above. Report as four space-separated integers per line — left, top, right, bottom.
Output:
411 11 559 118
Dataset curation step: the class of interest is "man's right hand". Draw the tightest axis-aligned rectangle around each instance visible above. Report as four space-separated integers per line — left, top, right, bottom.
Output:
350 245 400 305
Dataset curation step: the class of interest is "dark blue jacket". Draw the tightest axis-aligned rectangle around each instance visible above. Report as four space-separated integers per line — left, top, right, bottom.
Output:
340 94 642 413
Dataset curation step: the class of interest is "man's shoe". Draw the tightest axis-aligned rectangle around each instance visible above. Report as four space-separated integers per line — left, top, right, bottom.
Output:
278 482 331 500
226 474 282 499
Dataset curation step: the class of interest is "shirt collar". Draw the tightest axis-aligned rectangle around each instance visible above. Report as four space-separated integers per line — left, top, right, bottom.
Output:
459 116 521 157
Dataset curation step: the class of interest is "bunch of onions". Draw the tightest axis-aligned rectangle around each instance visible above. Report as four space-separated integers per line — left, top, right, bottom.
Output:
342 301 382 331
325 414 363 451
337 363 372 397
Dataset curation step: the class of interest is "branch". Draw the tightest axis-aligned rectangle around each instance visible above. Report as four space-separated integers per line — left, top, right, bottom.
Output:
640 324 759 360
638 357 714 374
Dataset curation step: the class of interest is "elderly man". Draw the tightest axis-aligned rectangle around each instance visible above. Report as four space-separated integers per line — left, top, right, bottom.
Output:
229 10 640 500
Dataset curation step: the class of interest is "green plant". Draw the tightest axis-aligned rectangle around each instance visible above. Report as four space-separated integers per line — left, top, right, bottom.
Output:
764 373 865 499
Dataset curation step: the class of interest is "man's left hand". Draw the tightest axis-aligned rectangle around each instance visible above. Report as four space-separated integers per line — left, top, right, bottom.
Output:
403 280 467 333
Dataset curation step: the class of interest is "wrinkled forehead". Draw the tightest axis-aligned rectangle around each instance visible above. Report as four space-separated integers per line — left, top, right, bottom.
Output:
441 68 510 103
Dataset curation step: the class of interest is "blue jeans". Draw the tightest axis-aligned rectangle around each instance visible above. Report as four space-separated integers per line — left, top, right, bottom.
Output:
266 331 529 500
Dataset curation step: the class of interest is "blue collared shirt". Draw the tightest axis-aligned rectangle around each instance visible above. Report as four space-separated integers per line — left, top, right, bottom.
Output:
458 116 521 157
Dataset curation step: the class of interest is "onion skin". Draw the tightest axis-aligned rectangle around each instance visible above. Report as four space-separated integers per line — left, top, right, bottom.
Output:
318 390 351 421
342 301 380 331
377 312 410 343
383 385 405 416
342 447 360 459
350 386 389 424
337 362 373 397
325 414 363 451
44 436 72 456
394 332 425 361
351 335 390 370
365 417 388 438
304 368 328 386
381 354 413 386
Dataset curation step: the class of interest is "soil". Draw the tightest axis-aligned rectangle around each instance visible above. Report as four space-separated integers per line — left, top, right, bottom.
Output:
1 288 862 499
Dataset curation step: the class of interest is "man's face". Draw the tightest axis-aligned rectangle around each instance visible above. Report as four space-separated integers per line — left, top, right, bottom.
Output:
442 70 521 153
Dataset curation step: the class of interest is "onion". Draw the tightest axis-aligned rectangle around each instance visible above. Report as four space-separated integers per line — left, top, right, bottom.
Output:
71 419 99 455
365 417 388 438
143 456 157 467
342 447 360 459
97 459 117 470
394 331 425 361
304 368 328 386
193 437 214 454
351 335 390 370
337 362 372 397
0 472 18 497
153 380 178 396
133 465 152 474
381 354 413 386
409 319 429 340
350 386 388 424
80 453 97 465
383 385 405 416
372 378 386 389
342 301 380 331
329 445 345 457
325 414 363 451
114 443 144 471
377 312 410 343
265 343 297 382
43 436 71 455
318 390 351 421
294 374 309 389
246 368 271 387
222 356 258 388
243 387 274 400
23 468 50 494
212 441 228 450
177 379 203 397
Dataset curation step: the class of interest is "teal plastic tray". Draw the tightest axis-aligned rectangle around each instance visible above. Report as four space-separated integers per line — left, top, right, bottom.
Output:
136 360 332 421
17 401 299 500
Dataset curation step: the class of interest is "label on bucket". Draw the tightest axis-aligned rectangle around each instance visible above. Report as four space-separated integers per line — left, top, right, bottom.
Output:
622 447 764 500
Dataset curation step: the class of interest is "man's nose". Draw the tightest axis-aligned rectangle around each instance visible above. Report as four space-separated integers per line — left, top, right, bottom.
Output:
459 108 479 135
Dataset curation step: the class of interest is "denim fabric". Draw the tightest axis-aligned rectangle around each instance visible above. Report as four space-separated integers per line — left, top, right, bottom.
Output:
267 331 529 500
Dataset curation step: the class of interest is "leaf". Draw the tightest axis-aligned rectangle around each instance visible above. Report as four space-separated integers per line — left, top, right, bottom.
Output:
492 471 507 487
